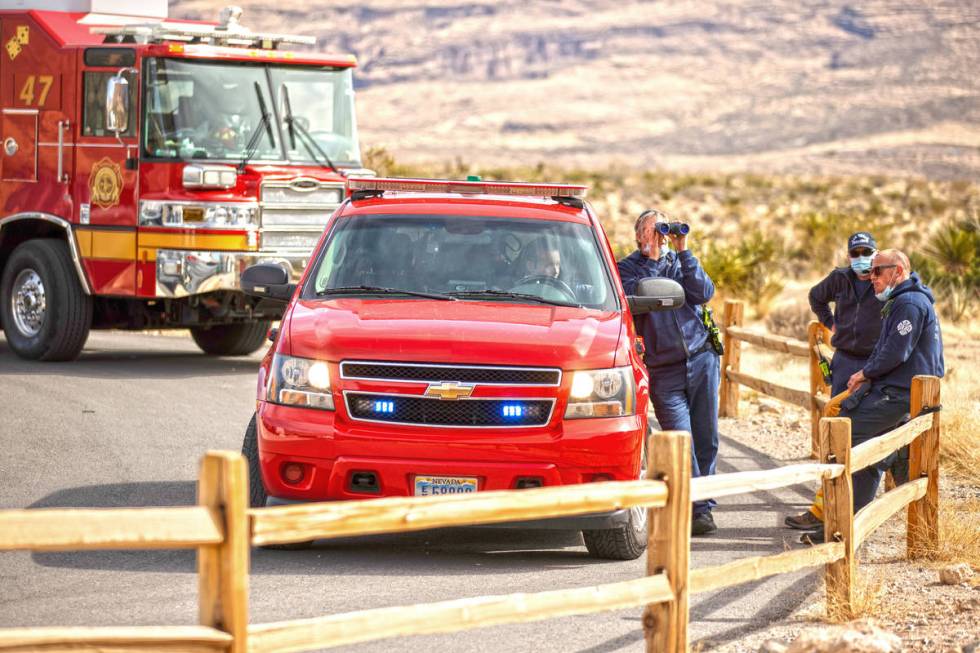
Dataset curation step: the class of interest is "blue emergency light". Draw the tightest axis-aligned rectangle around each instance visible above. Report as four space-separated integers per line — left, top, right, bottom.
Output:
501 404 524 418
373 400 395 414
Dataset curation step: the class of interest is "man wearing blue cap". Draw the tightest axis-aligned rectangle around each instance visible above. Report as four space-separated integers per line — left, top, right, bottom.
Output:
785 231 884 531
809 231 884 396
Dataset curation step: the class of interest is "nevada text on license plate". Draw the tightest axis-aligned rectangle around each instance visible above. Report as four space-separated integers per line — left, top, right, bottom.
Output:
414 475 478 496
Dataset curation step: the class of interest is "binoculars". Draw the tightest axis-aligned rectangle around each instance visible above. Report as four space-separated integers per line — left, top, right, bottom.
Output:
655 221 690 236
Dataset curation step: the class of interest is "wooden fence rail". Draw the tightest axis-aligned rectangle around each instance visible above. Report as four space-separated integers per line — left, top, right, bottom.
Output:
718 299 834 458
252 478 669 545
0 376 941 653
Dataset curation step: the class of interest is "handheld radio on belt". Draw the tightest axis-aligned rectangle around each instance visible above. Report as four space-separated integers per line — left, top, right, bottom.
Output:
701 305 724 355
816 349 832 386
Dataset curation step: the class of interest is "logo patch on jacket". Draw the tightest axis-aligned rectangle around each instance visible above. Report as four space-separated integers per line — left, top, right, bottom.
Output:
897 319 913 336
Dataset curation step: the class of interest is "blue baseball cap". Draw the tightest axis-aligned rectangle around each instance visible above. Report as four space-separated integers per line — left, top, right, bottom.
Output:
847 232 877 252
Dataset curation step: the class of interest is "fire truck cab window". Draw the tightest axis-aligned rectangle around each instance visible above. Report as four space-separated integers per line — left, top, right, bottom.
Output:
269 66 361 166
82 71 136 137
141 58 361 167
143 58 280 162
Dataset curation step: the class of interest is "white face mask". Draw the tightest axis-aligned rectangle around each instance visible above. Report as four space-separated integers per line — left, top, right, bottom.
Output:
659 244 670 258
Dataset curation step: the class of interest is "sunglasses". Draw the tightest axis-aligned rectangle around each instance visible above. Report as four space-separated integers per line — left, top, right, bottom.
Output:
870 264 897 277
849 248 875 257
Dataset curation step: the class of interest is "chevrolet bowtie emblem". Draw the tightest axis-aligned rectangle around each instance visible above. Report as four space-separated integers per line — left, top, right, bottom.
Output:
425 382 475 400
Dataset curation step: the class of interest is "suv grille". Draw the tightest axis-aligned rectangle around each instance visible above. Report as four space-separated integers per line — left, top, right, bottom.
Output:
340 362 561 386
260 178 344 252
345 393 554 427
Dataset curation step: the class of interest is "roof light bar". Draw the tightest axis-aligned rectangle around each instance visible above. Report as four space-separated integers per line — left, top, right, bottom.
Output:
92 7 315 49
347 177 588 199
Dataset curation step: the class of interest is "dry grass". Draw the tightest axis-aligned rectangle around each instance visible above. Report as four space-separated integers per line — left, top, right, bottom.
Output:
936 335 980 481
908 498 980 572
824 569 888 623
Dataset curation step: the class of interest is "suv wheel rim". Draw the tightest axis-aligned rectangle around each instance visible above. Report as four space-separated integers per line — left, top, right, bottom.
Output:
11 268 46 337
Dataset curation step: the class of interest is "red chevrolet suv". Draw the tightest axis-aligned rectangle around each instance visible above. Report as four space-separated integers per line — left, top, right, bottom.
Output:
240 177 683 559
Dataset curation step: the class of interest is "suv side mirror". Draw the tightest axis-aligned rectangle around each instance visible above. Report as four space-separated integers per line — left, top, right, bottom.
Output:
627 277 685 315
105 70 133 134
241 263 296 302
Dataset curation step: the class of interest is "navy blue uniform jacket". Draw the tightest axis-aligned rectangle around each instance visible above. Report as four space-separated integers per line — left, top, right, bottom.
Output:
808 267 883 357
617 249 715 369
862 273 944 391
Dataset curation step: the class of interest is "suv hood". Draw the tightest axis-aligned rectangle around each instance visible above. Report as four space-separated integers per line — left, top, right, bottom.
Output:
287 298 623 369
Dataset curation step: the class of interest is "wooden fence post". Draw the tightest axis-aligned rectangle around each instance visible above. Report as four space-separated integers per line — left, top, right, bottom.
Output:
718 300 744 418
198 451 250 653
645 431 692 653
907 375 941 557
820 417 854 616
808 321 831 459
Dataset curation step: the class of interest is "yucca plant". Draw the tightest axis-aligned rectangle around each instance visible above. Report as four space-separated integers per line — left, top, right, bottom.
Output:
917 220 980 321
698 230 785 316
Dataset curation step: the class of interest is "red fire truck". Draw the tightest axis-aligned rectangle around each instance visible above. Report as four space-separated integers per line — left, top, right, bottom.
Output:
0 1 367 361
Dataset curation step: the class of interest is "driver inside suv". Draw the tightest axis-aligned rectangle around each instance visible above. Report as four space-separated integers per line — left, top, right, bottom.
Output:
511 238 575 302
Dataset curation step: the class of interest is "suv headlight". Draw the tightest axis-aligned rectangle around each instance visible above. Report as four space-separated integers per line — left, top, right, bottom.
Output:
267 354 334 410
139 200 259 229
564 366 635 419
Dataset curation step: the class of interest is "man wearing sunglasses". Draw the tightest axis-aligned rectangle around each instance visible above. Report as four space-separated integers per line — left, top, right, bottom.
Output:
786 232 885 531
840 249 945 512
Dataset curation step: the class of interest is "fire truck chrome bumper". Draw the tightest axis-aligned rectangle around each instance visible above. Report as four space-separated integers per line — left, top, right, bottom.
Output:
155 249 311 297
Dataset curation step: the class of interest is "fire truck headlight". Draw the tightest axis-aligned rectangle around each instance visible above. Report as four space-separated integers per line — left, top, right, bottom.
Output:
138 201 259 230
183 164 238 190
267 354 334 411
140 201 165 226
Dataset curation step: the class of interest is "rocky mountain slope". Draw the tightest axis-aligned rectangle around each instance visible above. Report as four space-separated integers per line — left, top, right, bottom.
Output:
170 1 980 179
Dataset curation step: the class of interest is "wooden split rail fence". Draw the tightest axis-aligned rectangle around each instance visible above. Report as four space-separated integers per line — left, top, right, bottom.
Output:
718 299 838 458
0 377 941 653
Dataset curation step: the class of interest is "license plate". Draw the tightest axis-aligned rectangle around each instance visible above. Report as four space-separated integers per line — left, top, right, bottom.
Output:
414 475 478 496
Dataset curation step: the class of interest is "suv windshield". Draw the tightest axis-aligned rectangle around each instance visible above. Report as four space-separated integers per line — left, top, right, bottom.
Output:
143 59 360 166
310 214 618 310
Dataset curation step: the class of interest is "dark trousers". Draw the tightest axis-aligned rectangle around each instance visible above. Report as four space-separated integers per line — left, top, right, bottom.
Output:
830 349 868 397
649 349 720 516
840 385 910 511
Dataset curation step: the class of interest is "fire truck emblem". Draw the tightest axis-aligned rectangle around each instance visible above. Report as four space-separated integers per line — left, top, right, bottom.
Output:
90 158 123 209
5 25 29 60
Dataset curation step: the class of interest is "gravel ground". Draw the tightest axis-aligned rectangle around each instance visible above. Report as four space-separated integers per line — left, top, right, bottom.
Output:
708 392 980 653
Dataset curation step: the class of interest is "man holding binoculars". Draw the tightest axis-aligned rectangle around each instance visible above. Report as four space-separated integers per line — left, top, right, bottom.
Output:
617 209 721 536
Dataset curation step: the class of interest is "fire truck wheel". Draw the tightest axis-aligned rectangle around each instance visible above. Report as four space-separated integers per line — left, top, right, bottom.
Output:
1 239 92 361
190 320 271 356
582 429 649 560
242 413 314 550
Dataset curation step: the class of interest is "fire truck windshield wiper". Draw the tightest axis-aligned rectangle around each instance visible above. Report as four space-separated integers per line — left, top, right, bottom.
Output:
280 84 342 176
447 290 583 308
238 82 276 172
316 285 457 301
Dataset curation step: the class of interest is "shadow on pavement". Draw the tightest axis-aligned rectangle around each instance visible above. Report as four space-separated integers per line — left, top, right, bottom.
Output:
27 481 598 576
0 336 261 380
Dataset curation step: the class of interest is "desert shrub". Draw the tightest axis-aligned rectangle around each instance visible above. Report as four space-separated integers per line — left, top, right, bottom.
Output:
698 230 785 316
790 211 890 269
765 298 813 340
361 145 421 177
913 218 980 322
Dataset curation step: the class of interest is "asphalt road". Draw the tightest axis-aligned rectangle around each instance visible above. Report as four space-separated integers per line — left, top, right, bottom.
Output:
0 331 822 652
